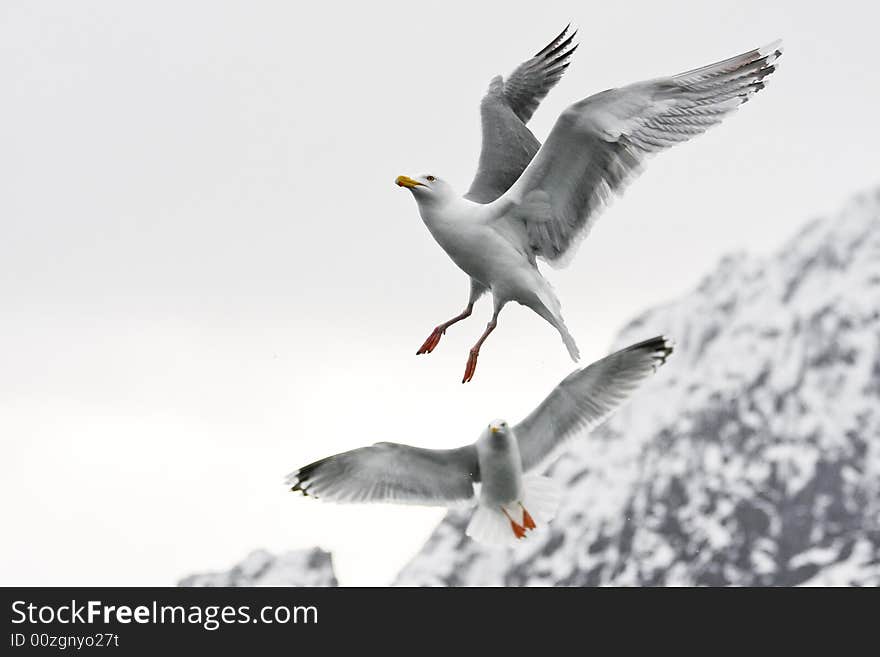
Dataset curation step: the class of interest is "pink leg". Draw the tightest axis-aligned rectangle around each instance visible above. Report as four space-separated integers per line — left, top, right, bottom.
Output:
416 303 474 355
462 314 498 384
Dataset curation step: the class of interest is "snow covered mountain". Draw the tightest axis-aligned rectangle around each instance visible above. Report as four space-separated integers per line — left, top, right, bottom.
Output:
179 548 337 587
395 188 880 586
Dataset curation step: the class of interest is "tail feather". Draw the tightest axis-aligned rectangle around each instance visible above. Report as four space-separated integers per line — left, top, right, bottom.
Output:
557 318 580 362
529 281 580 362
466 505 518 546
521 474 562 524
465 474 562 546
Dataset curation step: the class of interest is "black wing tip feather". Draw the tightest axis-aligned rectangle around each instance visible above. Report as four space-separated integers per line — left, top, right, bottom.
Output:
534 24 579 62
534 23 573 57
739 40 784 100
286 456 331 498
544 30 578 63
623 335 675 367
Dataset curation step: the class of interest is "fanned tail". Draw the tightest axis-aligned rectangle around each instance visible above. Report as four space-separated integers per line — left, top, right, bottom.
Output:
466 505 518 546
465 475 562 546
521 473 562 524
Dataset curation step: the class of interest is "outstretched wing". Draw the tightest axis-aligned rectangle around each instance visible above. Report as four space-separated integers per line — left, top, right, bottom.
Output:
285 442 479 506
465 25 578 204
515 336 674 474
496 41 783 267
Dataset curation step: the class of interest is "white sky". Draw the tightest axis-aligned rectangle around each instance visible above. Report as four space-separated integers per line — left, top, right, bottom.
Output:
2 0 878 586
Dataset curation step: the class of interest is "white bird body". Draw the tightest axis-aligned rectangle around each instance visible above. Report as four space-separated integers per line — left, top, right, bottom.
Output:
416 195 502 285
286 336 674 545
397 25 782 382
418 194 558 307
474 423 524 507
409 182 579 372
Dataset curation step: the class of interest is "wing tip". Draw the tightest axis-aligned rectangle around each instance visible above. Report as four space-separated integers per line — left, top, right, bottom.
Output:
722 41 784 106
285 460 323 497
759 38 784 60
623 335 675 369
543 28 579 65
755 40 783 83
534 23 578 58
658 336 675 364
285 472 310 496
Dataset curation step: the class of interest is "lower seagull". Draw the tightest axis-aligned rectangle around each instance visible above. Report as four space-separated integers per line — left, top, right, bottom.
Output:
285 336 673 545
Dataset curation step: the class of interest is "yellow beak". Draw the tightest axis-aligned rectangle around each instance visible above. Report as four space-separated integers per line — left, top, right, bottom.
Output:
395 175 423 189
490 426 499 434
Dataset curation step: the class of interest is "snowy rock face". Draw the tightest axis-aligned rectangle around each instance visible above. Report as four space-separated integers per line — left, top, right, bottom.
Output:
179 548 337 587
396 189 880 587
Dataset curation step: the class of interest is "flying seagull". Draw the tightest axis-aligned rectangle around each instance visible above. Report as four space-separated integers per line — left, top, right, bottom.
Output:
285 336 673 545
396 26 781 382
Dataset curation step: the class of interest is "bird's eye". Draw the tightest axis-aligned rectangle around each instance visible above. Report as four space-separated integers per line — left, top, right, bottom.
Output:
426 175 435 182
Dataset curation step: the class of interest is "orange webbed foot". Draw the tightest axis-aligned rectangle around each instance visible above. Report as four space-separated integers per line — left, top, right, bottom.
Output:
502 507 527 539
416 326 444 355
462 348 480 383
520 503 536 531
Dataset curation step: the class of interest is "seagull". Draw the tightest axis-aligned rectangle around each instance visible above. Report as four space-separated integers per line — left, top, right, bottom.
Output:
396 26 781 382
285 336 673 545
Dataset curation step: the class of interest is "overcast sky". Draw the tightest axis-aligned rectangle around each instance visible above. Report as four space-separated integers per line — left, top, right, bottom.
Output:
2 0 878 586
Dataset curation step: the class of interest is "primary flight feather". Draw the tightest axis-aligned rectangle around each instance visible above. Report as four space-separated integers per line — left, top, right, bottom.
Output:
396 26 781 382
286 336 673 546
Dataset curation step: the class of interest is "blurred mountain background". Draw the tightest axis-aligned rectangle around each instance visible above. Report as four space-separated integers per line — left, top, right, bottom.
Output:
180 548 337 587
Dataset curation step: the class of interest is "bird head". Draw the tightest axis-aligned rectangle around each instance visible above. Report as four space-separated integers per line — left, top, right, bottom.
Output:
394 173 454 205
488 419 511 441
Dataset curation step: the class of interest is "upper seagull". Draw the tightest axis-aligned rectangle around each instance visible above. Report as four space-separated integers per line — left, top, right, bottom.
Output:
286 336 673 545
395 25 782 382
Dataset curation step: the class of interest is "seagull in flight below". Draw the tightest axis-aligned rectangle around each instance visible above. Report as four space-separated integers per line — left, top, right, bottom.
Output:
396 26 781 382
286 336 673 545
